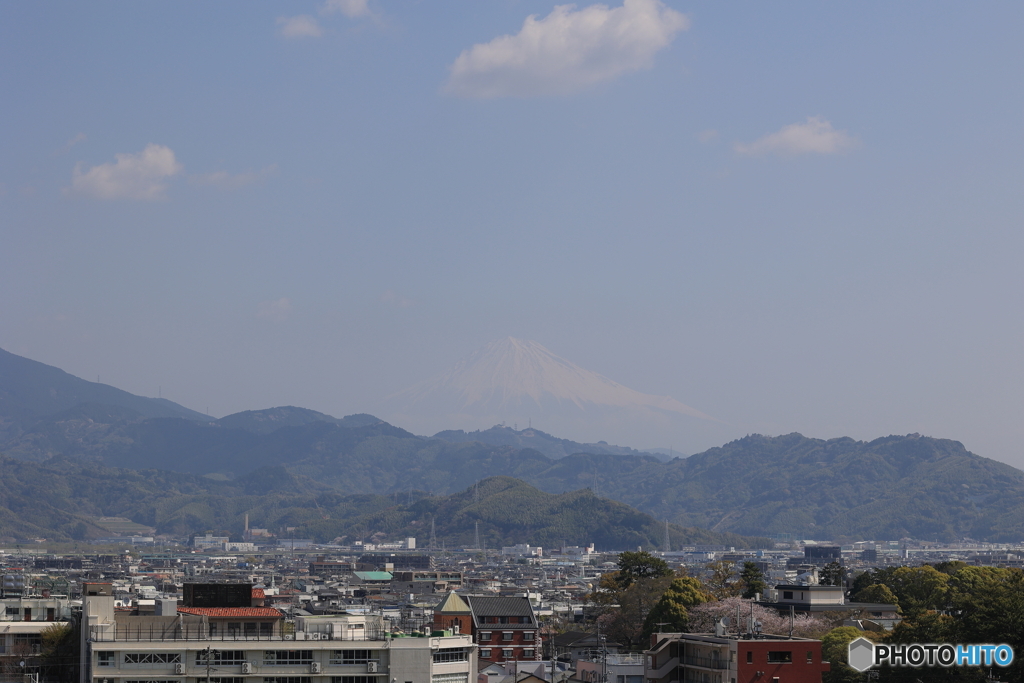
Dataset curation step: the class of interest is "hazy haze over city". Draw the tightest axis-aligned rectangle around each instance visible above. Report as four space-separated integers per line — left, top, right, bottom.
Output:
3 3 1024 466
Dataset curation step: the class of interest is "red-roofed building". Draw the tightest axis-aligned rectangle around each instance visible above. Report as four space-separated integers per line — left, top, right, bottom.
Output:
176 597 284 638
251 587 266 606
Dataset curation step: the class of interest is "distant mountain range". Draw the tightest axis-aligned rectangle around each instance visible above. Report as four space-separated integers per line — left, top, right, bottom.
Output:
2 346 1024 543
431 424 662 460
379 337 730 451
0 346 209 445
0 454 759 549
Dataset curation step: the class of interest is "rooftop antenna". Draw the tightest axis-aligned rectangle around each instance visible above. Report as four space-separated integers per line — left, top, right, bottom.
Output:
474 521 481 551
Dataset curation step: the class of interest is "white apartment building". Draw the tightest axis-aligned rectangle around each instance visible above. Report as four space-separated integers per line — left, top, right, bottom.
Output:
83 591 475 683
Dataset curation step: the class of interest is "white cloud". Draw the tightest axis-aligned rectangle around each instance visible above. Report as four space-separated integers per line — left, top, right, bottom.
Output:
69 144 182 200
190 165 278 189
321 0 372 18
734 117 857 156
277 15 323 38
445 0 688 98
257 297 292 322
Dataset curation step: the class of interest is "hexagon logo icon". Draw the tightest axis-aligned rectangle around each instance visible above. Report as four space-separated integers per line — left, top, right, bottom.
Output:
848 637 875 672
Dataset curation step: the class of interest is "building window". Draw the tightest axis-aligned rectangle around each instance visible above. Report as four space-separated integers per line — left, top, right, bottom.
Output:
431 675 468 683
331 651 371 664
479 632 492 641
333 678 377 683
197 651 247 666
523 632 535 642
5 608 19 616
125 653 182 664
262 678 311 683
502 632 513 641
807 651 813 663
264 651 314 665
124 680 180 683
746 652 752 664
502 650 513 659
523 650 534 659
480 649 491 659
200 679 246 683
767 652 792 664
433 648 468 664
782 591 793 600
98 653 115 667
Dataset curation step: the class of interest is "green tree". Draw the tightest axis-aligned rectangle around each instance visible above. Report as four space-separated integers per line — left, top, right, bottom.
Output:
595 573 675 649
40 622 79 683
852 583 899 610
850 567 897 596
641 577 713 638
821 626 873 683
616 551 672 588
739 561 767 599
820 561 845 587
886 566 949 618
945 566 1024 683
932 560 968 576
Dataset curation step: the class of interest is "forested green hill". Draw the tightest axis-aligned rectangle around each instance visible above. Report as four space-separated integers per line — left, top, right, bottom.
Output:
0 456 759 549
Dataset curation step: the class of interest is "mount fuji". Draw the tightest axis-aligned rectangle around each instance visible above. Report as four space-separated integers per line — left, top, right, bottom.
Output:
380 337 732 452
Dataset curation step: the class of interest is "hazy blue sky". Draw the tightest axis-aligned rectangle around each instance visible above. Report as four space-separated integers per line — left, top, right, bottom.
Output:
3 2 1024 466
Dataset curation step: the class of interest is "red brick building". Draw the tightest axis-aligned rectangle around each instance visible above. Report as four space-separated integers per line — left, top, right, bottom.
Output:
646 632 830 683
433 593 539 664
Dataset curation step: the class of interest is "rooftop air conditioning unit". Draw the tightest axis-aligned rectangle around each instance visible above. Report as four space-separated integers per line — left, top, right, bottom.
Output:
241 663 253 674
310 662 322 674
367 661 379 673
174 663 184 675
284 634 294 641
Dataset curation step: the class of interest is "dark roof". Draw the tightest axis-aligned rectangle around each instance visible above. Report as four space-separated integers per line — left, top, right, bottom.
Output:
465 595 537 628
465 596 535 617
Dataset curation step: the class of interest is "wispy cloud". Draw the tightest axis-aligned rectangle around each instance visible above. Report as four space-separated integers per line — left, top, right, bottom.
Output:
257 297 292 322
68 144 182 200
277 15 323 38
54 133 87 156
321 0 372 19
190 165 278 190
445 0 688 98
734 117 857 156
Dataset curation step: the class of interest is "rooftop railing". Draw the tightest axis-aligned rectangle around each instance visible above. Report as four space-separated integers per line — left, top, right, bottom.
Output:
90 625 389 643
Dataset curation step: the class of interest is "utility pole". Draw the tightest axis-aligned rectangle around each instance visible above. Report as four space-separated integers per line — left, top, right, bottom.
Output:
201 647 219 683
